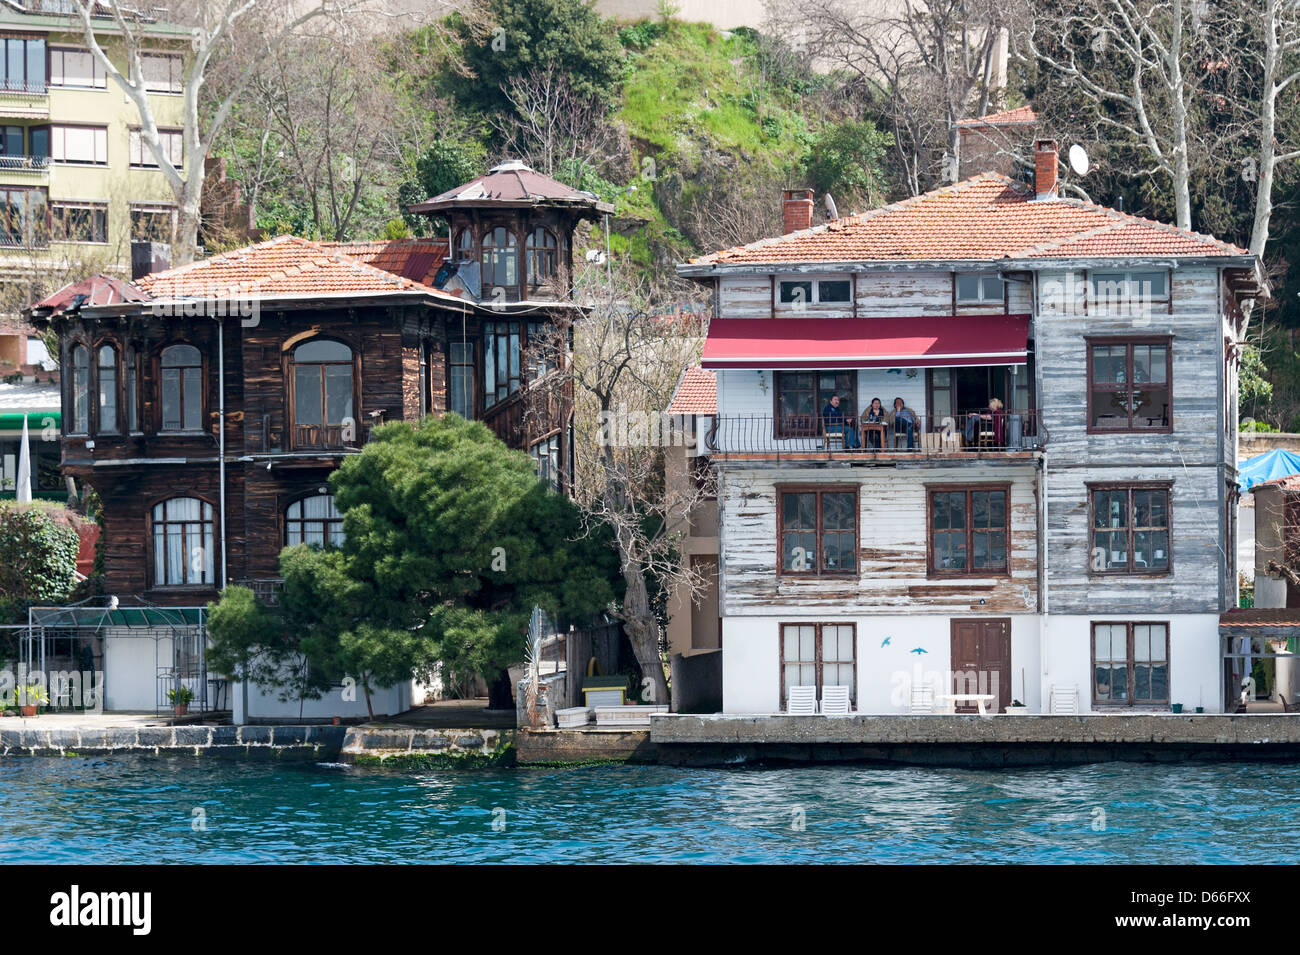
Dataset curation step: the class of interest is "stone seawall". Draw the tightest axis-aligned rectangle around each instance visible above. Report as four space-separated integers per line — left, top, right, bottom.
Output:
337 726 515 766
0 724 346 760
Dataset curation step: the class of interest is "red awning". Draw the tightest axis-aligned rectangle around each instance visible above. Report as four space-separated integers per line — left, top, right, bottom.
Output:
701 314 1030 369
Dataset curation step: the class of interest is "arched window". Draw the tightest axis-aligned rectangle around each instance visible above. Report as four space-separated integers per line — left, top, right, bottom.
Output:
160 344 201 431
526 227 558 289
70 343 89 434
481 227 518 298
454 228 474 260
97 344 117 434
292 339 353 448
286 494 344 547
151 496 214 587
125 347 139 432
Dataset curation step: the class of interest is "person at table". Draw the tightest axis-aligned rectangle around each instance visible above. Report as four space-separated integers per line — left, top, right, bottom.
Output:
821 393 858 448
861 397 886 450
965 396 1006 447
890 396 917 449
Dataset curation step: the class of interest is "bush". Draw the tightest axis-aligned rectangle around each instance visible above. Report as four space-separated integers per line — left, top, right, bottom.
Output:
0 505 81 624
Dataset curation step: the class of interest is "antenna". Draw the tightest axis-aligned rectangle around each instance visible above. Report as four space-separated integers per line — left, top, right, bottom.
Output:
824 193 839 220
1068 144 1090 176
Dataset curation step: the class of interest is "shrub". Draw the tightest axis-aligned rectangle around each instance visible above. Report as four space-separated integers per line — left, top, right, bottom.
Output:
0 505 81 624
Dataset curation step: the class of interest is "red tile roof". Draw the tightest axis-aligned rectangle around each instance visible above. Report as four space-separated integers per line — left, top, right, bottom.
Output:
320 238 449 287
409 160 612 215
1220 608 1300 627
30 276 151 317
687 174 1249 266
134 235 456 301
667 366 716 415
956 106 1037 126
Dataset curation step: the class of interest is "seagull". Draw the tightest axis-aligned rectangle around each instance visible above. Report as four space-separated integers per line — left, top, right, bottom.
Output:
910 647 928 655
880 637 891 647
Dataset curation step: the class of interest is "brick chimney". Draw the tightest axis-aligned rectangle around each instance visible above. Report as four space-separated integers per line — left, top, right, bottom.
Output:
782 188 814 232
1034 140 1059 199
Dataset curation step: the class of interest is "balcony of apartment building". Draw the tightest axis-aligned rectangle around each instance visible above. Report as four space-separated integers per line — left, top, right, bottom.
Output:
701 312 1046 463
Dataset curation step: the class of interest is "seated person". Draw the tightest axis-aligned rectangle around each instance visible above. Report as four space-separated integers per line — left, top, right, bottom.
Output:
888 397 917 449
861 397 887 450
965 397 1006 447
821 393 858 448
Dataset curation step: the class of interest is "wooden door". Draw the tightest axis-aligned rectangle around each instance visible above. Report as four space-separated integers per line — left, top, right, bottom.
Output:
950 618 1012 713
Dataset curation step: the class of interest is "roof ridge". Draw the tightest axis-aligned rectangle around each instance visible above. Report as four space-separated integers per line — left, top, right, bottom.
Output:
1047 194 1247 254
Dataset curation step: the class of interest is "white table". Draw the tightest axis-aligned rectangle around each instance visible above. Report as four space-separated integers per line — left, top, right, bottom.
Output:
939 693 997 715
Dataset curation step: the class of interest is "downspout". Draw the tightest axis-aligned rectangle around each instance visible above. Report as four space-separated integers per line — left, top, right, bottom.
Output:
217 316 227 590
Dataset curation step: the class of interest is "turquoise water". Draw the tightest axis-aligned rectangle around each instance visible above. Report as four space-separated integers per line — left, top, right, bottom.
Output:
3 757 1298 863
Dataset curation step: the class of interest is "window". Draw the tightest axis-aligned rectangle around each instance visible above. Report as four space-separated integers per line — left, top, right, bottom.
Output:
96 344 117 434
0 36 46 93
526 321 553 380
286 494 344 547
483 321 521 406
449 339 474 418
125 347 139 432
50 125 108 165
1088 338 1171 432
151 497 214 587
141 53 183 93
291 339 353 447
1090 484 1170 575
130 204 176 242
777 277 852 308
52 202 107 243
1092 622 1169 706
70 343 89 434
0 186 47 246
955 273 1004 304
778 486 858 576
454 228 474 260
160 343 201 431
49 47 106 88
530 433 561 490
774 370 856 438
129 127 183 168
481 226 518 299
525 227 558 289
780 622 856 709
928 485 1009 575
1089 270 1169 313
0 125 39 167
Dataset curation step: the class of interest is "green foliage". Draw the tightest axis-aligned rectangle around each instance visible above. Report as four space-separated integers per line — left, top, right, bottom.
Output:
0 505 80 625
803 119 893 211
167 685 194 706
1239 343 1273 415
618 19 667 51
396 138 488 228
452 0 626 115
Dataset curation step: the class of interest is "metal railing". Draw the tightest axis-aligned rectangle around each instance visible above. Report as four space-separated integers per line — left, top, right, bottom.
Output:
706 409 1047 457
0 155 48 171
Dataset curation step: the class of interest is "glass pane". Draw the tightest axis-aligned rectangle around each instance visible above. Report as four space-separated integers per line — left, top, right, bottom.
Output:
182 368 201 430
295 365 322 426
778 281 813 305
295 339 350 362
1134 625 1151 662
956 274 980 301
324 364 352 425
161 344 200 367
818 280 851 303
161 368 180 431
1149 625 1167 661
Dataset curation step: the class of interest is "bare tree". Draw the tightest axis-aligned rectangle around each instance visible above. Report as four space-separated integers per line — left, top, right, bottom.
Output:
1243 0 1300 256
492 65 625 179
68 0 372 264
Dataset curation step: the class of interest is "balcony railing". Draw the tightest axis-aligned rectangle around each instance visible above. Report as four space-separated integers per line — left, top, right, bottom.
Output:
0 155 49 172
706 410 1047 459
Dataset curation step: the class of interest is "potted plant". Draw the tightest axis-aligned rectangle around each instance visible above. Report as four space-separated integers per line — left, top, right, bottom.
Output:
1004 699 1028 715
16 683 48 717
1171 702 1184 714
167 685 194 716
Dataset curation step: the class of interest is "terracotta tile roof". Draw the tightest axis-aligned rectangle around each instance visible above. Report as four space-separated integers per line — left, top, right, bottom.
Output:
1220 608 1300 627
956 106 1037 126
667 366 716 415
1252 475 1300 491
320 238 449 287
29 276 150 317
135 235 448 300
687 174 1249 266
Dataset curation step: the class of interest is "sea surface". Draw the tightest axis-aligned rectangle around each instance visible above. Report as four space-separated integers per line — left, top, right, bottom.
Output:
2 757 1296 864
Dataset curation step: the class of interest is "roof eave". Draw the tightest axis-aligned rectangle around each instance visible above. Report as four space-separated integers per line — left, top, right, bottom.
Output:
678 253 1262 276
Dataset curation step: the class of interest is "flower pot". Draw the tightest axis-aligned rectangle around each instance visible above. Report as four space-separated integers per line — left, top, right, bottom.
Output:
1195 706 1204 714
20 704 36 717
173 704 188 716
1004 705 1028 715
1171 703 1184 714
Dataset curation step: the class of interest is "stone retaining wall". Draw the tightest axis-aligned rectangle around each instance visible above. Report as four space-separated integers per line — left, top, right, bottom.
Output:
0 724 346 759
338 725 515 765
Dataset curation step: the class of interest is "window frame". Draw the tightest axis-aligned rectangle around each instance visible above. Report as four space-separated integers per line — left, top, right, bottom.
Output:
140 51 183 94
68 341 89 435
776 276 853 309
481 225 520 301
773 369 857 439
1087 269 1171 314
778 621 857 710
0 185 49 247
1090 620 1170 708
49 123 108 166
525 226 558 291
158 342 203 433
287 337 355 450
148 495 216 590
925 483 1012 578
0 35 46 94
954 272 1005 304
48 46 106 89
95 341 118 435
51 200 108 244
284 492 345 548
129 126 183 169
129 203 177 243
529 431 562 491
482 320 522 408
1087 481 1173 577
1085 335 1173 434
775 483 860 578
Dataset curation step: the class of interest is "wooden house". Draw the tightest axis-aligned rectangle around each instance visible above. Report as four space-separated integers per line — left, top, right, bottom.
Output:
677 141 1266 715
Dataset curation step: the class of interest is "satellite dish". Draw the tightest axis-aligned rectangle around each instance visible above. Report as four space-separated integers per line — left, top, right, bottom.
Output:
824 193 839 220
1068 144 1090 176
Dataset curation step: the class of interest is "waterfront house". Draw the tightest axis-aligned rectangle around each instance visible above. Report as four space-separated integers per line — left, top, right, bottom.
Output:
676 141 1266 715
26 161 610 719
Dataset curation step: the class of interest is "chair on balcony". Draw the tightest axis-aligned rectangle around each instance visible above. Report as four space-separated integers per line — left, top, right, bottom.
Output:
909 681 937 714
820 684 851 716
1049 683 1080 715
787 685 817 714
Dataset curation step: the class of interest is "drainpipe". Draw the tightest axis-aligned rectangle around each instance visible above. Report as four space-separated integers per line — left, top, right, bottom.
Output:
217 316 227 590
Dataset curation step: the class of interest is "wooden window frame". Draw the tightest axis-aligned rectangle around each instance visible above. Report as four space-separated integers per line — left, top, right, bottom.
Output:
1087 481 1173 577
772 369 857 439
68 340 90 435
448 336 476 419
525 226 558 291
147 494 217 590
1089 620 1170 708
1085 335 1174 434
286 337 356 451
954 272 1005 304
284 492 344 548
158 342 204 433
775 483 859 578
51 200 108 243
94 340 118 435
778 622 857 710
925 482 1012 578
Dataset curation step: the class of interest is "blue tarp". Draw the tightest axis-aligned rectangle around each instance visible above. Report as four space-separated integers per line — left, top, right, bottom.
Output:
1241 449 1300 491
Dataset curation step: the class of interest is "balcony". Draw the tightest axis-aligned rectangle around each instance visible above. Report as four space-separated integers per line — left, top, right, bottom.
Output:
705 410 1047 463
0 154 49 179
0 86 48 120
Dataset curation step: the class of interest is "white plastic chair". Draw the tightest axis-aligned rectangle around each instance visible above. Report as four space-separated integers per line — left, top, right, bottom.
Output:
909 681 936 714
1049 683 1079 714
820 684 851 716
787 685 817 715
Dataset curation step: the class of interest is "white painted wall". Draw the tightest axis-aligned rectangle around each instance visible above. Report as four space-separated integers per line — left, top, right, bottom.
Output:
104 634 174 711
235 678 414 723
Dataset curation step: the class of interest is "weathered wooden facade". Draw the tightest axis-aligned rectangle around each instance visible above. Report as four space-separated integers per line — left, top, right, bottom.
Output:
679 139 1265 715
